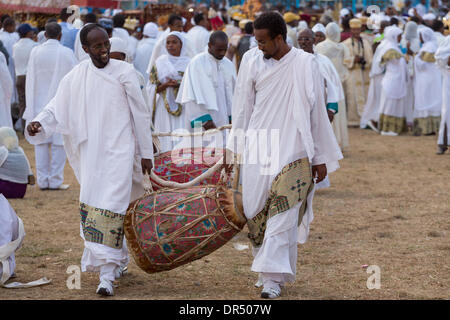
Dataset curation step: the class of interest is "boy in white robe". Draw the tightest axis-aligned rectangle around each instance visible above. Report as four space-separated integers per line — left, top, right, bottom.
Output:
24 23 77 190
435 36 450 154
26 24 154 296
186 12 211 56
134 22 158 85
225 12 343 299
413 27 442 136
176 31 236 149
0 52 12 128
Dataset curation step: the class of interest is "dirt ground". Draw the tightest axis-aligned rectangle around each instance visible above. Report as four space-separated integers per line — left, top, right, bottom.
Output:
1 128 449 300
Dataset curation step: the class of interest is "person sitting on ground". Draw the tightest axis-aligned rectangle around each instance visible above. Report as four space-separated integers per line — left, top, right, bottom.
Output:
0 127 35 199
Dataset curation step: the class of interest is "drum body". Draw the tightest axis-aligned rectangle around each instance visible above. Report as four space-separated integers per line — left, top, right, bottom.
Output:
150 148 227 190
124 186 245 273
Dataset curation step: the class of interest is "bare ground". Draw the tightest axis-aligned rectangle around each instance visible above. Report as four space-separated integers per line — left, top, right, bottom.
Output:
1 128 449 300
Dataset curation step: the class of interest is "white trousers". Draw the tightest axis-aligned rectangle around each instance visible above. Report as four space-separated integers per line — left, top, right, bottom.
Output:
34 143 66 189
251 201 303 287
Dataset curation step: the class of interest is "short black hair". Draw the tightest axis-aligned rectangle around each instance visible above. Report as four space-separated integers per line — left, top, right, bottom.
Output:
244 21 254 34
431 19 443 31
253 11 287 41
0 14 10 24
85 13 98 24
209 30 228 45
168 14 182 26
113 13 125 28
390 17 399 26
80 23 106 46
2 17 15 28
194 12 205 25
45 22 62 39
47 17 58 24
60 7 70 21
410 16 421 24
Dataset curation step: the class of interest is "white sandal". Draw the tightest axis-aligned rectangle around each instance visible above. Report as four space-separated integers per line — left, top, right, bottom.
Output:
261 287 281 299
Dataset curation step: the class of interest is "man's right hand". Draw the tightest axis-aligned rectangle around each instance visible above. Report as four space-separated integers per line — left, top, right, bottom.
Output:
27 121 42 136
203 120 217 131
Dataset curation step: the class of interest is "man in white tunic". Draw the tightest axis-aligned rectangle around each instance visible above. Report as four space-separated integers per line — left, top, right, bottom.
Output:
435 36 450 154
225 12 343 299
112 14 130 49
26 24 154 296
0 52 13 128
0 18 19 113
176 31 236 149
186 12 210 56
74 13 97 62
24 23 77 190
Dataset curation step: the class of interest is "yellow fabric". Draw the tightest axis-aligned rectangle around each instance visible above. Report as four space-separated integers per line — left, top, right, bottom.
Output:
420 51 436 62
379 114 407 134
284 12 300 23
349 18 362 28
381 49 403 65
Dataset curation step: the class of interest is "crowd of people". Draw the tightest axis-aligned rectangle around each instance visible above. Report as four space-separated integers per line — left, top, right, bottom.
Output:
0 1 449 299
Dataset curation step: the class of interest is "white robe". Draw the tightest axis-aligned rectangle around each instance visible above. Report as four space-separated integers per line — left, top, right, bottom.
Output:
133 37 157 85
74 24 90 62
0 32 19 103
26 59 154 272
437 67 450 146
0 53 13 128
186 26 210 56
315 53 349 150
227 48 342 281
147 54 190 153
24 39 78 146
0 194 22 283
176 52 236 149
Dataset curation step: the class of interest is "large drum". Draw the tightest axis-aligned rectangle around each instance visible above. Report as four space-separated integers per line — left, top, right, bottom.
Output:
150 147 228 190
124 185 246 273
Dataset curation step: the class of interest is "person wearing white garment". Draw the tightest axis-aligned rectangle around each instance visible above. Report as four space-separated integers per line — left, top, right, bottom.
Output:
0 194 22 284
24 23 77 190
311 23 326 45
73 13 97 62
0 52 13 128
12 24 38 132
0 18 19 114
413 27 442 136
186 13 210 56
435 36 450 154
225 12 342 299
147 32 190 153
26 24 154 296
298 28 347 191
400 21 421 128
315 23 351 148
377 26 410 136
176 31 236 149
134 22 158 85
146 15 186 76
112 14 130 49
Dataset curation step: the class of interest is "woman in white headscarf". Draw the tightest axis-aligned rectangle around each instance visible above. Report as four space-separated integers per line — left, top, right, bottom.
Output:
134 22 158 84
413 27 442 136
147 31 191 152
400 21 421 126
435 36 450 154
0 127 34 198
377 26 410 136
312 23 326 45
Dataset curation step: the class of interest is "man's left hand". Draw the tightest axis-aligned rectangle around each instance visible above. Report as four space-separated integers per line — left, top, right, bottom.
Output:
312 164 327 183
141 158 153 175
327 110 335 123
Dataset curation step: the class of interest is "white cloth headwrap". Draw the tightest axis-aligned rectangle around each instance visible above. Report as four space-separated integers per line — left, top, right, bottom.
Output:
435 35 450 68
110 37 128 55
404 21 419 41
325 22 341 43
423 13 436 20
419 26 438 54
155 31 190 83
143 22 158 38
340 8 350 17
312 23 326 35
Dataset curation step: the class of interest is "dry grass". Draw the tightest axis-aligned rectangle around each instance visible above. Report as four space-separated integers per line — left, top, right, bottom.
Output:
1 128 449 300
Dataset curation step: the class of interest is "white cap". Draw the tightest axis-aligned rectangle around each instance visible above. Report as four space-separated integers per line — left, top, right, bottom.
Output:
423 13 436 20
143 22 158 38
110 37 128 55
340 8 350 17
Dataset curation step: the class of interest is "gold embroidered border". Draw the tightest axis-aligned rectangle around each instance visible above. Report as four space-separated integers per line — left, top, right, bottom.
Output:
379 114 407 134
420 51 436 63
247 158 314 247
79 203 125 249
413 116 441 135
